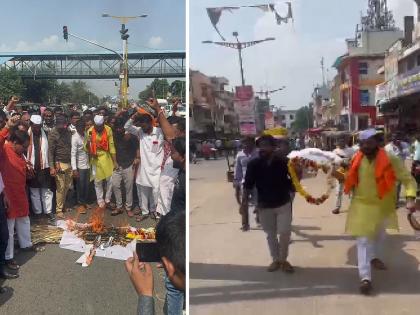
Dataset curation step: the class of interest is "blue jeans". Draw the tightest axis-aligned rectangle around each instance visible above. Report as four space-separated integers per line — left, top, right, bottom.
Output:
164 276 184 315
76 169 90 205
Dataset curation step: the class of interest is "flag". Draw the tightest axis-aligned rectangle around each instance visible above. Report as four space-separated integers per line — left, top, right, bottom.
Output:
245 4 274 12
206 7 240 41
274 2 293 25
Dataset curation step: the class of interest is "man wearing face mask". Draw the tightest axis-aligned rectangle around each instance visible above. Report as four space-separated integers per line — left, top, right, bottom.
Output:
343 129 417 295
241 135 295 273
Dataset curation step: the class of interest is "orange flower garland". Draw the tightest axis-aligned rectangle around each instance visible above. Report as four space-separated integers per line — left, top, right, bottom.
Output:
288 157 335 205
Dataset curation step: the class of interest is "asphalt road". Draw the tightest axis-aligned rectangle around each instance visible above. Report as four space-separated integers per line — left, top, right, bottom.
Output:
0 207 166 315
190 158 420 315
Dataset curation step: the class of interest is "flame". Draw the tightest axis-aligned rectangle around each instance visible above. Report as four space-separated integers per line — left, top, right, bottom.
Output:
89 207 105 234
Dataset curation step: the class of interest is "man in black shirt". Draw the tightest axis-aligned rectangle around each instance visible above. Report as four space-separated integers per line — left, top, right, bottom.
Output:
170 137 185 213
111 117 140 216
242 135 295 273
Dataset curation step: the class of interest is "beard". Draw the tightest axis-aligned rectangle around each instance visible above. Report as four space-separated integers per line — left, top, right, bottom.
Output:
173 160 184 170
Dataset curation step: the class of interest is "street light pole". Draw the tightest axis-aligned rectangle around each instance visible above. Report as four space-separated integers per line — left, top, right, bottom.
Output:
202 32 275 87
102 13 147 109
233 32 245 86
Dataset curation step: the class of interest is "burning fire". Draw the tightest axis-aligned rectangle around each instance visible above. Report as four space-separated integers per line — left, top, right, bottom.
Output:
89 207 105 234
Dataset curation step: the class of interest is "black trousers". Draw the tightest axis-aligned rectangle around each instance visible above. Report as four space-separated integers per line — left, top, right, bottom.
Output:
0 194 8 265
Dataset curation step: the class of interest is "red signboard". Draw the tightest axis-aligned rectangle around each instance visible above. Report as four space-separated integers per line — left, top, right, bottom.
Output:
235 85 254 101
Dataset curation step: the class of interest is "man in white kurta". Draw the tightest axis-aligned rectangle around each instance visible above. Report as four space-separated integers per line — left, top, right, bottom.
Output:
125 114 164 216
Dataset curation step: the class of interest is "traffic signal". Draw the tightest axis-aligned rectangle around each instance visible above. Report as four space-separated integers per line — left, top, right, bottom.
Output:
120 24 129 40
63 26 68 41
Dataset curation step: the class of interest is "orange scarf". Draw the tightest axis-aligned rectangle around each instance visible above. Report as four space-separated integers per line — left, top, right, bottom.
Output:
344 148 396 199
89 127 109 156
137 108 158 127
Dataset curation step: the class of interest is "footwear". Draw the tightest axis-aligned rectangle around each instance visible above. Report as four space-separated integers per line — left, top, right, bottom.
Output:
111 208 124 216
0 267 19 279
360 279 373 295
371 258 387 270
280 261 295 273
5 259 19 270
21 245 45 253
132 207 141 215
126 209 134 218
332 208 340 214
150 212 161 220
267 261 281 272
76 205 87 214
48 214 57 225
241 224 250 232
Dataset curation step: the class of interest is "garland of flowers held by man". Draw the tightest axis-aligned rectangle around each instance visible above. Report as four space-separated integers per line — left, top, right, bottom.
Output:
288 157 336 205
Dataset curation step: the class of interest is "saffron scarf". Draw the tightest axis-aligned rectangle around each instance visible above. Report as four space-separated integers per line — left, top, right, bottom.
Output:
89 127 109 156
344 148 396 199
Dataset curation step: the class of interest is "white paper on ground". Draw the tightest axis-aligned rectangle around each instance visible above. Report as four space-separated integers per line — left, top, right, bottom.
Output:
57 220 137 261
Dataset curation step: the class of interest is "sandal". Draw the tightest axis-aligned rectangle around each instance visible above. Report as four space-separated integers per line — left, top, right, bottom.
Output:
76 205 87 214
21 245 45 253
5 259 20 270
111 208 124 216
280 261 295 273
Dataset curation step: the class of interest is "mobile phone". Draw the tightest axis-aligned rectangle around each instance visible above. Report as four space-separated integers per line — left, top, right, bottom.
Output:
136 241 160 262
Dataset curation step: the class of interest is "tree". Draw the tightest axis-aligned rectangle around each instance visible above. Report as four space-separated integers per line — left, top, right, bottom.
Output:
170 80 185 99
292 106 314 132
23 79 56 103
138 78 170 101
0 68 25 102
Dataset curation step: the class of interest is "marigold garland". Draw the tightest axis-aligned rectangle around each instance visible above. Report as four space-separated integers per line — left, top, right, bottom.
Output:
288 157 336 205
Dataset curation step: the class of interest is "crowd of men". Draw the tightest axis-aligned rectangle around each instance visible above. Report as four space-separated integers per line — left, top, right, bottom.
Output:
233 129 420 295
0 96 186 313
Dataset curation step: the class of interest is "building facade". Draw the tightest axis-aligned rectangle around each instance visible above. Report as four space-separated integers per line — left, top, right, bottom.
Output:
331 1 403 131
189 69 239 138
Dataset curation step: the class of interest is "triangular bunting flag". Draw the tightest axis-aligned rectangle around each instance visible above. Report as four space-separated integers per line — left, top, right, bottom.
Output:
206 7 240 41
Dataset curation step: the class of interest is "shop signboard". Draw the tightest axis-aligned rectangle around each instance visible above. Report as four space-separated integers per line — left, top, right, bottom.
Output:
239 121 257 135
264 111 274 129
234 85 256 135
235 85 254 101
397 66 420 97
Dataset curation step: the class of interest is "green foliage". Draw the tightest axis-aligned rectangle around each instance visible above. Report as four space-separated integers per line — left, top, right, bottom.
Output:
138 78 170 101
170 80 185 99
0 68 25 102
291 106 314 132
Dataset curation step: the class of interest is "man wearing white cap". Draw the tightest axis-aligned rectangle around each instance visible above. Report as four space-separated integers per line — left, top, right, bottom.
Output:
343 128 417 295
27 115 54 223
85 115 117 208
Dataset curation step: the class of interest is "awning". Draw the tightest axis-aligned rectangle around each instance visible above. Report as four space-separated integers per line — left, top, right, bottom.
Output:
332 54 348 69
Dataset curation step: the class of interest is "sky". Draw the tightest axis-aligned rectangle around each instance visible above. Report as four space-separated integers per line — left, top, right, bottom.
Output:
0 0 186 98
190 0 416 110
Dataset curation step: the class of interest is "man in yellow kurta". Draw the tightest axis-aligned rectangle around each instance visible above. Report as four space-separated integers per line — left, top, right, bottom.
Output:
85 115 117 208
344 128 417 295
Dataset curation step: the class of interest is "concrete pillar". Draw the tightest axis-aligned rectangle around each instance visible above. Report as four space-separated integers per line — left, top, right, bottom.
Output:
415 0 420 22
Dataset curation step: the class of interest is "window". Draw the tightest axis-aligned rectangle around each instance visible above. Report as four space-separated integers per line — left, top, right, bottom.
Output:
408 57 415 71
290 115 294 120
359 90 370 105
359 62 368 75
